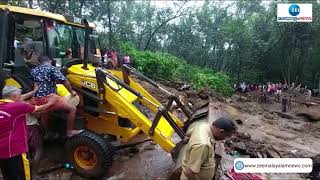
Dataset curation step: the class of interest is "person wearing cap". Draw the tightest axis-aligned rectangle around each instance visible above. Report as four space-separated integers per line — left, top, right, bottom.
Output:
179 117 237 180
0 86 55 180
31 56 82 138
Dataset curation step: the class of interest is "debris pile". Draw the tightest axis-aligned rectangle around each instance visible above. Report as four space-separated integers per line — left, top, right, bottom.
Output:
294 106 320 122
225 132 287 158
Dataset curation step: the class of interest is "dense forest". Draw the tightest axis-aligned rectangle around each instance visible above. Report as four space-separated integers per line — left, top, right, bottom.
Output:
1 0 320 91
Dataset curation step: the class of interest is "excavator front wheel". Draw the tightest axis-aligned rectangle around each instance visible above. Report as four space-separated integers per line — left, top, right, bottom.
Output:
65 130 114 178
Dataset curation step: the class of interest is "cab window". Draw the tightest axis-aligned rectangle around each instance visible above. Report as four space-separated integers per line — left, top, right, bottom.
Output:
14 18 44 69
46 20 85 63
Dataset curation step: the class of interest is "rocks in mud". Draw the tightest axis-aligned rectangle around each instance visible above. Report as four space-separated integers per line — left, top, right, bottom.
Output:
231 94 240 100
287 101 320 122
225 98 233 103
241 132 251 140
140 142 156 152
129 147 140 154
128 153 135 158
264 113 274 120
225 132 283 158
184 89 198 99
48 174 61 180
295 107 320 122
239 96 249 102
198 90 210 99
231 94 250 102
265 148 281 158
225 132 252 155
290 149 298 154
60 172 73 180
113 152 132 161
264 111 285 122
235 119 243 125
113 146 141 161
113 154 121 161
182 89 210 111
282 122 305 132
273 111 295 119
265 130 298 140
107 172 126 180
233 142 246 151
119 156 131 162
178 84 191 91
263 119 274 125
248 123 260 128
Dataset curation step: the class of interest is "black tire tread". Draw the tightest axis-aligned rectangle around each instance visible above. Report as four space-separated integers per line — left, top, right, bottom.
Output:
65 130 114 178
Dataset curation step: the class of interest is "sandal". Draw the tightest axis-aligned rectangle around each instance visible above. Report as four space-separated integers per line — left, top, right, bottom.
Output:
66 129 84 138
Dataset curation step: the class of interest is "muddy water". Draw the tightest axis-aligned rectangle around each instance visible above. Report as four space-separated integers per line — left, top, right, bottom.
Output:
31 141 175 180
107 144 175 179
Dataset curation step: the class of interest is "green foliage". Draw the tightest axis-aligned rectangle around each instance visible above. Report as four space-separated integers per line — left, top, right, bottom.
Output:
121 43 233 96
7 1 320 88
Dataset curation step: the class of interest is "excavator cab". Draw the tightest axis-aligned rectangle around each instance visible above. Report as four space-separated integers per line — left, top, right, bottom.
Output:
0 6 95 91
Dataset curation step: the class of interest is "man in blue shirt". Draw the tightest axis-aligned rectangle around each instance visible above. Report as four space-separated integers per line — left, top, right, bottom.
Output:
31 56 82 137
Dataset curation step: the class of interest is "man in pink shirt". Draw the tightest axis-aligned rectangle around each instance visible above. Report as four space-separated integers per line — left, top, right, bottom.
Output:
0 86 54 180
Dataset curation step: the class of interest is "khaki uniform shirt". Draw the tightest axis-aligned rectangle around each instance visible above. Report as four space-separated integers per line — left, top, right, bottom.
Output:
180 123 216 180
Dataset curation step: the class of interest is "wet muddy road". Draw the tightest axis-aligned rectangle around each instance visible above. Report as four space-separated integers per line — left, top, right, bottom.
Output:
107 144 174 179
33 140 174 180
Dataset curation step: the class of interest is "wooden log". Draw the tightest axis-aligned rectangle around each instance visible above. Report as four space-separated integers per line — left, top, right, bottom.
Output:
273 111 296 119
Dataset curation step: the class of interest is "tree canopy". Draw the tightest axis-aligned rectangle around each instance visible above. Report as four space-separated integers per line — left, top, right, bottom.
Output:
1 0 320 89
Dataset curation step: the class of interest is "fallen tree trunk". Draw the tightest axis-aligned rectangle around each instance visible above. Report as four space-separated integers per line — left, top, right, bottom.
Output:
273 111 296 119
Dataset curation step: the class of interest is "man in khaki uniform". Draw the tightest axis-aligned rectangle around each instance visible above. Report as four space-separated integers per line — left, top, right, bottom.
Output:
180 117 236 180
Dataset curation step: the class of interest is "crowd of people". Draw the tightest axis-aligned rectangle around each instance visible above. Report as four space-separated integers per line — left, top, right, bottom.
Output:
235 81 316 112
100 48 131 69
235 82 289 94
